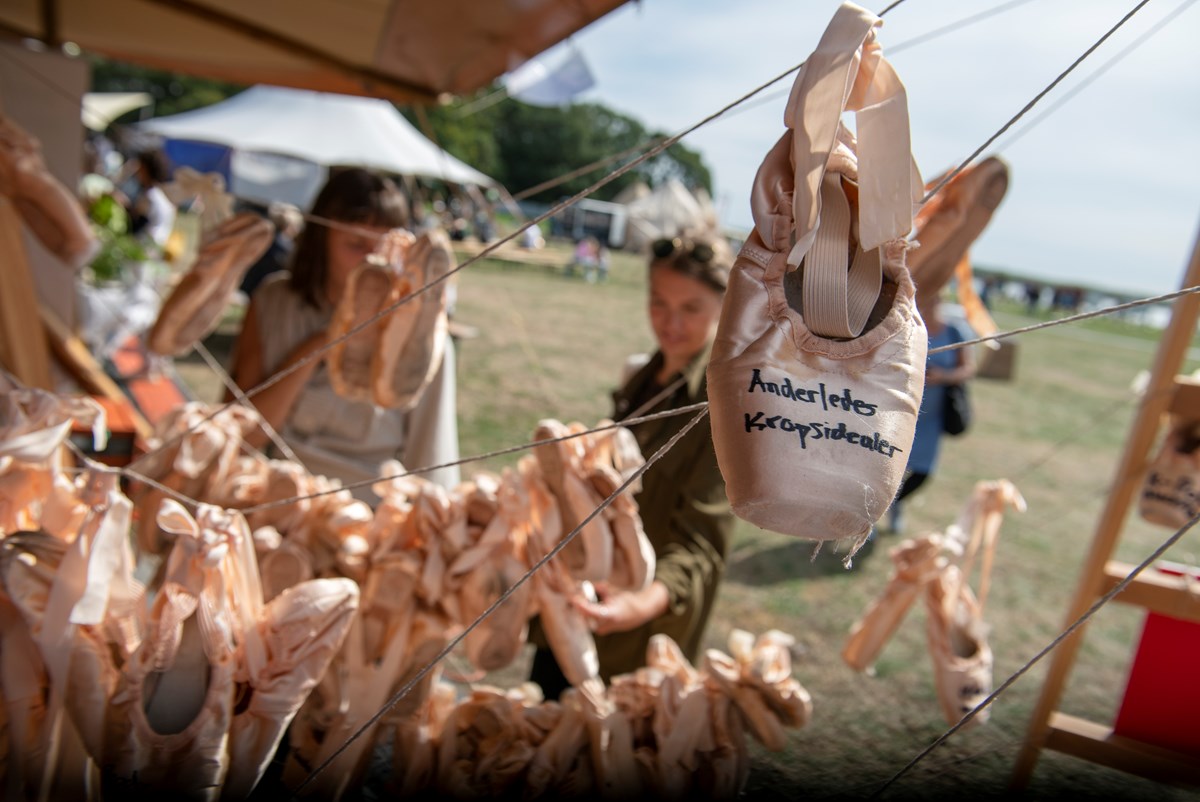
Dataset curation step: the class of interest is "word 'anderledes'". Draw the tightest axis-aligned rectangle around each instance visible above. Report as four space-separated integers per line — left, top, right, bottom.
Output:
741 368 901 459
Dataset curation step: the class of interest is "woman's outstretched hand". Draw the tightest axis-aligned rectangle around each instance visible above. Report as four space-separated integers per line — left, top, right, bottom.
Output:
571 580 669 636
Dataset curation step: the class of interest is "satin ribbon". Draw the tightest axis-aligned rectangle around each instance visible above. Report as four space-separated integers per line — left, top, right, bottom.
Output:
783 1 920 264
154 500 266 673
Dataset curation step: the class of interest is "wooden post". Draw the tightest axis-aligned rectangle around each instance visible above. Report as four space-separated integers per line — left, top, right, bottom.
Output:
0 197 54 389
39 303 155 443
1011 222 1200 787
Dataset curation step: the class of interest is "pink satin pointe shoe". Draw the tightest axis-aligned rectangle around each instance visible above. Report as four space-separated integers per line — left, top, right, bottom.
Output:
327 230 411 403
842 535 946 672
908 156 1010 312
924 565 993 727
0 114 98 270
147 212 276 357
708 2 925 547
372 229 454 410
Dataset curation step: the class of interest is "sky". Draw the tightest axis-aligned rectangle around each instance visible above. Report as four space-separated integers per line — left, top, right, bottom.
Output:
533 0 1200 297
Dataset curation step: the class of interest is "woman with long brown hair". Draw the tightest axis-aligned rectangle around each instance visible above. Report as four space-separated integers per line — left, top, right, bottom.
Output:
230 167 460 496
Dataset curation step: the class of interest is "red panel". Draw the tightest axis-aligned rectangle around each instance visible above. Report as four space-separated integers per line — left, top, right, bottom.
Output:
109 335 188 427
1113 561 1200 756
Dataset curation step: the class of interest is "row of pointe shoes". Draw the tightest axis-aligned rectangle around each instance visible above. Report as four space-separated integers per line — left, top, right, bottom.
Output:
841 480 1026 727
2 383 809 799
126 403 670 797
151 179 456 415
392 630 809 801
4 108 453 416
0 111 282 364
0 381 360 800
1 106 450 416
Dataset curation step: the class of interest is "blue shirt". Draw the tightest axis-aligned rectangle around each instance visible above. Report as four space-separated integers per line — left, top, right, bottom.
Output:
906 318 972 474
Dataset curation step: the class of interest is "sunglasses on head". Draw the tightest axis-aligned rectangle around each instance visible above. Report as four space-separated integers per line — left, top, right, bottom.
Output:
652 237 714 263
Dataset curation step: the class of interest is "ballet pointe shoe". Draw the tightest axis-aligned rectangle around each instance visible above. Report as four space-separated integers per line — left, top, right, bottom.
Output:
0 114 98 270
147 212 275 356
708 2 925 545
372 229 453 410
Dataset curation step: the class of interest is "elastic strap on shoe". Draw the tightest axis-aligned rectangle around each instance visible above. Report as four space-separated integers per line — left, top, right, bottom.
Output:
774 2 920 339
803 173 883 338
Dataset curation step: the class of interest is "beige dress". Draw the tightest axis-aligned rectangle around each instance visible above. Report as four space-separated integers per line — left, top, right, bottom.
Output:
252 273 460 499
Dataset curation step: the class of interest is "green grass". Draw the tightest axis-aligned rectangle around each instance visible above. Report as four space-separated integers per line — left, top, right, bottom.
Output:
183 254 1200 799
450 256 1200 799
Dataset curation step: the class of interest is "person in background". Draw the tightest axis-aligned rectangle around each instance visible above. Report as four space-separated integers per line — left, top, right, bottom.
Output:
591 241 611 283
229 167 460 499
568 236 598 278
530 233 735 697
519 221 546 250
886 298 976 534
127 148 176 252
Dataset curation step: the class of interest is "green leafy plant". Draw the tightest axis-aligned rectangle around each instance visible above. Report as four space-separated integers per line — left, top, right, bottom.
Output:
85 194 146 283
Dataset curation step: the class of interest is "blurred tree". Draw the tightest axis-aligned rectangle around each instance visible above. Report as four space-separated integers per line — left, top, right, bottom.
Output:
406 89 714 202
400 97 504 182
89 61 713 200
646 138 713 196
89 56 244 120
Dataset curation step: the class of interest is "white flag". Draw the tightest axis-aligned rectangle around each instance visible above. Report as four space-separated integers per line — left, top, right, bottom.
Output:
506 45 596 106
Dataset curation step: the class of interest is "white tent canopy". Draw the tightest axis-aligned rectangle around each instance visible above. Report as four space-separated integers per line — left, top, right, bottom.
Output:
82 92 153 132
622 178 712 252
138 85 496 207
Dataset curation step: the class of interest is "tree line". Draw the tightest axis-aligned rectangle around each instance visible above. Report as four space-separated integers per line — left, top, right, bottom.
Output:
90 58 713 203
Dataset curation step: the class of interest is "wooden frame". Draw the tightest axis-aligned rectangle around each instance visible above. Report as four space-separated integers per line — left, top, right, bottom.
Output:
1011 224 1200 789
0 198 54 389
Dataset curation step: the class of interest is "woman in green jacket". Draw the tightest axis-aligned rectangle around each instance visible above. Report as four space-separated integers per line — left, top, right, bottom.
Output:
530 233 735 697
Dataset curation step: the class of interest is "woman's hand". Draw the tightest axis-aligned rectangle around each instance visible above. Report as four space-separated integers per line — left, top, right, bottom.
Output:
571 580 669 636
229 297 331 448
925 365 952 386
927 363 974 386
295 329 330 363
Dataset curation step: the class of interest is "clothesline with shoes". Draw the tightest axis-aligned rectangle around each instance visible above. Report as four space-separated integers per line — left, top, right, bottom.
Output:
220 280 1200 518
120 0 1157 483
2 0 1193 796
290 407 711 794
873 506 1200 797
1 0 1161 496
297 0 1171 787
48 271 1196 523
82 253 1198 521
118 52 811 476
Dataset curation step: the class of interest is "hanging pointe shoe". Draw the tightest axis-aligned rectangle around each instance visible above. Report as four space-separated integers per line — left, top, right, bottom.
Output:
909 156 1010 313
708 1 925 546
147 212 276 356
327 230 411 402
0 114 98 270
842 535 945 672
925 564 993 727
372 229 453 410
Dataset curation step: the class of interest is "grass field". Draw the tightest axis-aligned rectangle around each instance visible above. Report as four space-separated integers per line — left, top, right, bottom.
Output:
183 245 1200 799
